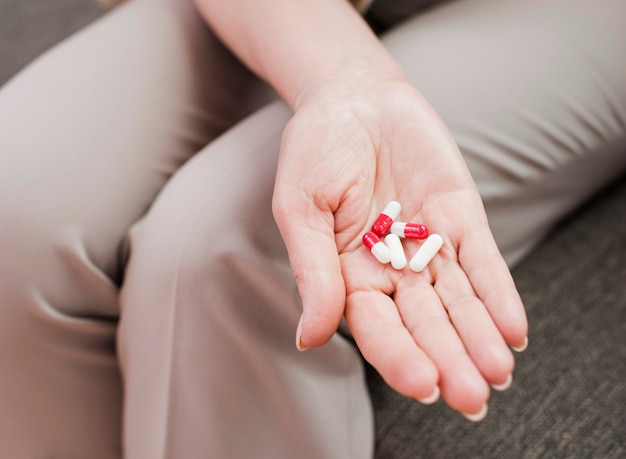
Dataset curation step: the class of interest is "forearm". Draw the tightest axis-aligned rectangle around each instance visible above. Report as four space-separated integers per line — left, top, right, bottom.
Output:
193 0 405 109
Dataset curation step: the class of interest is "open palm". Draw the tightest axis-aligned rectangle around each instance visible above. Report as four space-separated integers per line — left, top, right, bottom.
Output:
273 79 528 419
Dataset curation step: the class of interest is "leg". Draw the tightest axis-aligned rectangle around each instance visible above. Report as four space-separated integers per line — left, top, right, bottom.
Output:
118 1 624 456
0 0 269 456
118 100 374 459
380 0 626 266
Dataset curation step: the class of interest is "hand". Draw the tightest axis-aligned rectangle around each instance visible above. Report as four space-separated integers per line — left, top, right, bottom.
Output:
272 78 528 419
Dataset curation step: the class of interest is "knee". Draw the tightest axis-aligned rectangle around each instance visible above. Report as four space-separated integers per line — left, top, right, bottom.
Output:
126 195 289 291
121 168 294 324
120 100 294 321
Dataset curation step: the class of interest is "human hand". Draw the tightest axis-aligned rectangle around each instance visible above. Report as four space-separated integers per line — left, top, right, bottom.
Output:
272 78 528 419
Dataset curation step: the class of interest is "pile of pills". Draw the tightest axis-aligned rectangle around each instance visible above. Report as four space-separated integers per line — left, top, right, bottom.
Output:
362 201 443 272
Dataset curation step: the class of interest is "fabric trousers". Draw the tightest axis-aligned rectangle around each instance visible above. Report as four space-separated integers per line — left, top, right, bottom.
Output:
0 0 624 457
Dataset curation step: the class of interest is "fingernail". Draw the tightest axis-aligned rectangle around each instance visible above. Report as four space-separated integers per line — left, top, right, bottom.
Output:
511 336 528 353
418 385 440 405
491 373 513 392
462 403 488 422
295 316 308 351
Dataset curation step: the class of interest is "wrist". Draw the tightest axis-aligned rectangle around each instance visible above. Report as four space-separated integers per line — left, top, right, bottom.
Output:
291 56 407 111
246 1 406 110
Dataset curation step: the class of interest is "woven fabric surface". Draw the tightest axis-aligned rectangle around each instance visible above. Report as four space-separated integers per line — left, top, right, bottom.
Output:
0 0 104 85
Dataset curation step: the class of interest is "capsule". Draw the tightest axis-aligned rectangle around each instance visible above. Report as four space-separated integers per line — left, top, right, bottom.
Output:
384 234 407 270
409 234 443 272
390 222 429 240
362 232 392 264
371 201 401 236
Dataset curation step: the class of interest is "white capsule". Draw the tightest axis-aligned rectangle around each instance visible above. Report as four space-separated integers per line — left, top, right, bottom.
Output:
409 234 444 272
384 233 407 270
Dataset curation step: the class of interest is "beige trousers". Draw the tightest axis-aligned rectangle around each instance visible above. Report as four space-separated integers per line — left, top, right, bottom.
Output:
0 0 624 457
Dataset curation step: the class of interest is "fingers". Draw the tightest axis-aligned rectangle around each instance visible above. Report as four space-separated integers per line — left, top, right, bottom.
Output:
394 279 490 416
432 260 515 386
345 290 440 403
458 227 529 350
273 191 346 350
345 263 514 419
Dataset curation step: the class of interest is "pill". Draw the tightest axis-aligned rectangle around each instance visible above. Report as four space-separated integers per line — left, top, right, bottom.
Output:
362 232 392 264
371 201 401 237
390 222 429 240
409 234 443 272
384 234 407 270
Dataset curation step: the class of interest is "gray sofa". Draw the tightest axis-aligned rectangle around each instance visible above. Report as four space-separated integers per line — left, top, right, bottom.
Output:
2 1 624 458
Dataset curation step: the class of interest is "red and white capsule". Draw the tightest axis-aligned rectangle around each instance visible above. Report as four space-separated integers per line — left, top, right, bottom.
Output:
390 222 429 240
362 232 392 264
371 201 401 237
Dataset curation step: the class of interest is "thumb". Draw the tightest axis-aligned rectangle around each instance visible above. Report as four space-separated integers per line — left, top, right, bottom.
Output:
273 192 345 350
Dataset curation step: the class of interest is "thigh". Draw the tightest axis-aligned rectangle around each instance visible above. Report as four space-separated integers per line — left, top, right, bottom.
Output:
0 0 271 286
0 0 270 456
380 0 626 265
118 100 374 459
